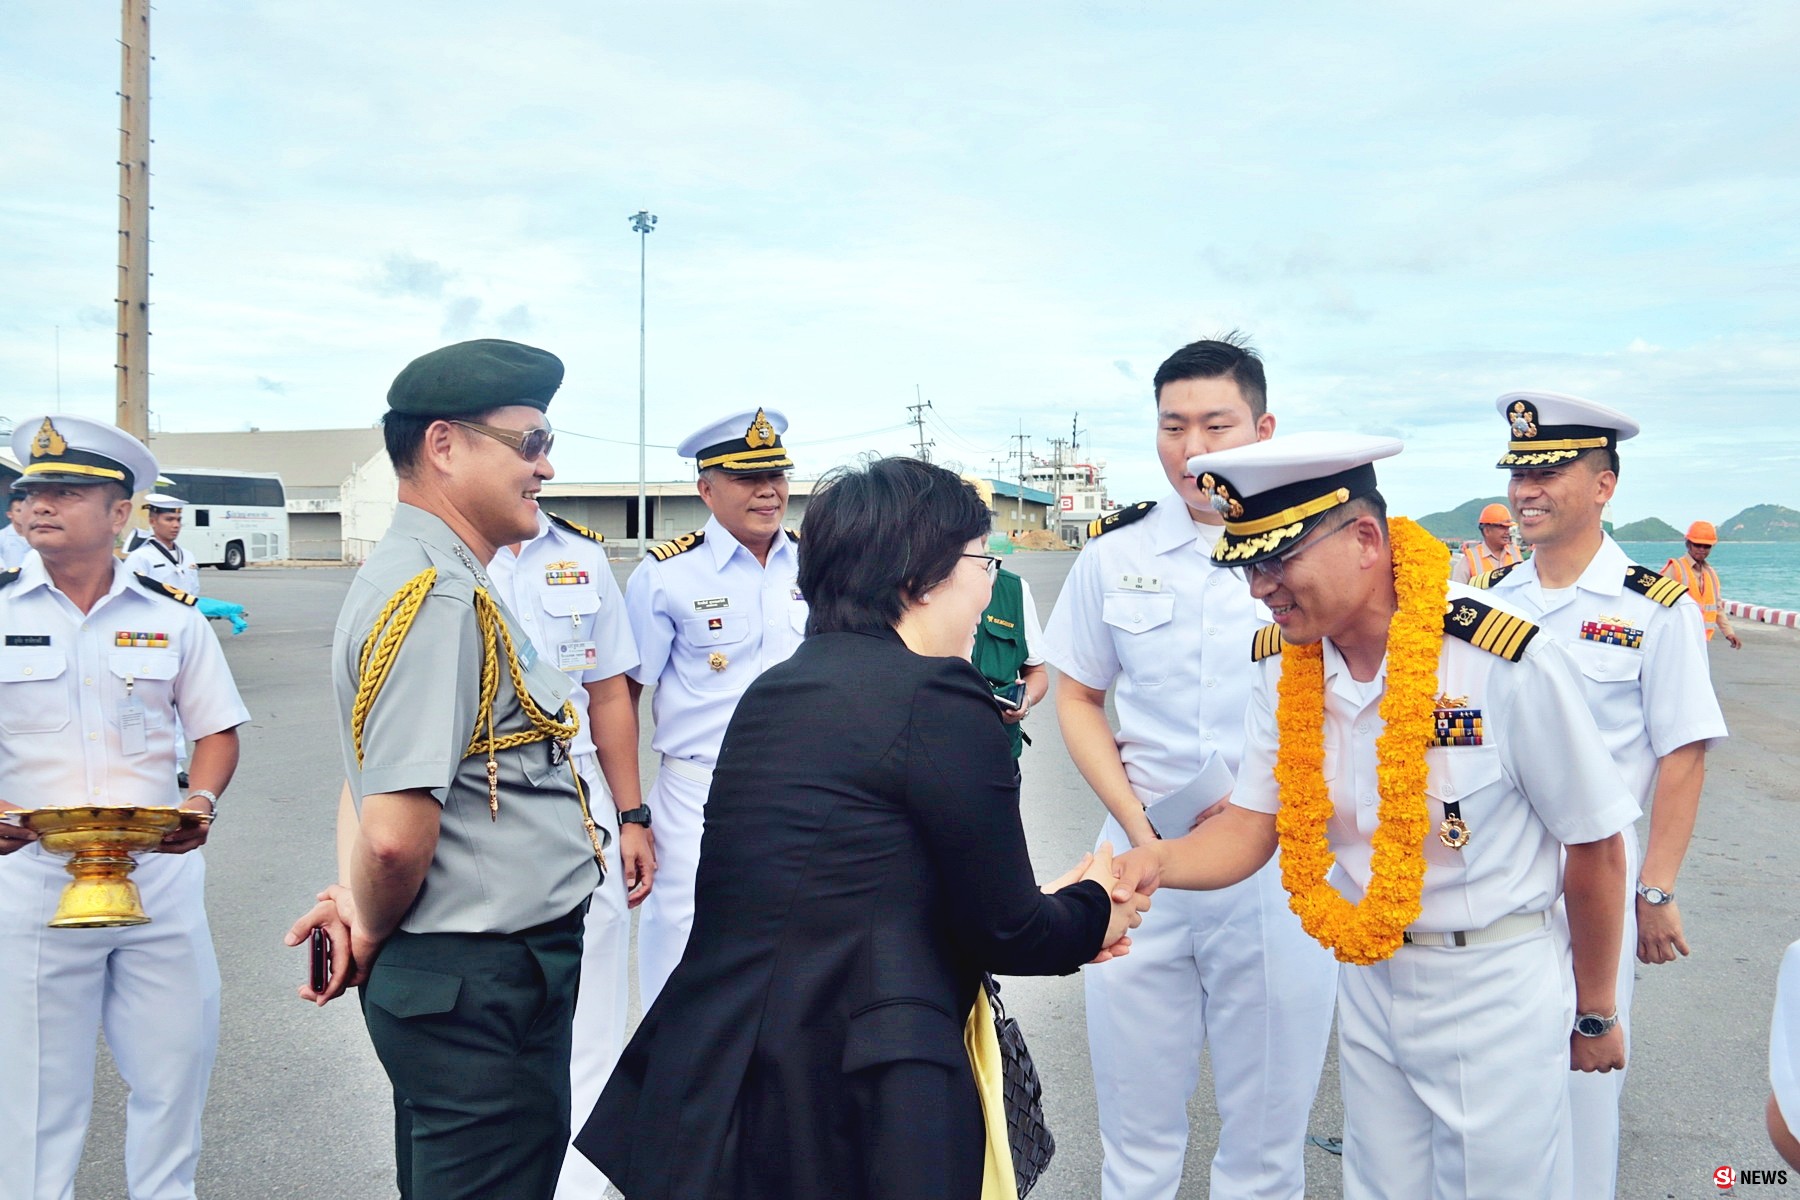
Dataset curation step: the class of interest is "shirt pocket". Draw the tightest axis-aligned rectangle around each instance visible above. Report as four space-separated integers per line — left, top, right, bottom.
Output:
678 614 751 690
0 650 70 735
109 648 179 729
1568 642 1642 733
540 586 601 622
1423 746 1504 869
1101 592 1177 687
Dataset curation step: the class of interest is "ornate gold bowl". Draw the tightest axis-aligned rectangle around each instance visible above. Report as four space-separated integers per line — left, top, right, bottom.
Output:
5 806 201 928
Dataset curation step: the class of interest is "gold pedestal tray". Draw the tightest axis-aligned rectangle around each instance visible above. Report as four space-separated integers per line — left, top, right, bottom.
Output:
4 806 203 928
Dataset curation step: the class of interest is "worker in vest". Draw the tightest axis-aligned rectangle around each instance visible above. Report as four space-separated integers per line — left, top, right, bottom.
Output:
1450 501 1524 583
971 564 1048 757
1662 521 1741 649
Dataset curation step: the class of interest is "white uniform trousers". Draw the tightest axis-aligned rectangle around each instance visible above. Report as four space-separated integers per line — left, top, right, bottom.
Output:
555 753 632 1200
633 756 712 1011
0 849 220 1200
1338 924 1573 1200
1086 814 1338 1200
1555 822 1639 1199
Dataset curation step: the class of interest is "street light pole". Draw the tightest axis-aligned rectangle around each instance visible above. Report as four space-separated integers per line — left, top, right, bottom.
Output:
630 209 657 555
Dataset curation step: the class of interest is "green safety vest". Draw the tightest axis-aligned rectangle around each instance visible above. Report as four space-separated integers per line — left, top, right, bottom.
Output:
971 568 1031 758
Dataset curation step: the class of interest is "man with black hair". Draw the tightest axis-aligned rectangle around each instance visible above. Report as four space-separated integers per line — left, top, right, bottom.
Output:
0 487 28 568
1040 335 1336 1200
1476 390 1726 1198
624 408 807 1009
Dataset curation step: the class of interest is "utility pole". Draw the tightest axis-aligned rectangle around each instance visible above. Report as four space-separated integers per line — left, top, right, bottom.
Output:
630 210 657 555
1010 426 1031 530
907 386 934 461
115 0 151 442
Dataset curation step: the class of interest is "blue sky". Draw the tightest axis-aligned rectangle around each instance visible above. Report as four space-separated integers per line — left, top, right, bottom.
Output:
3 2 1797 525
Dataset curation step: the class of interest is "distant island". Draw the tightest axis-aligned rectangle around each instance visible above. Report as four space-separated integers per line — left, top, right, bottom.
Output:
1418 500 1800 543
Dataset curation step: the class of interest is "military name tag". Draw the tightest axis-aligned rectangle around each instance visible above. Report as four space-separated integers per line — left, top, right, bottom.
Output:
557 640 597 672
1117 574 1161 592
694 597 730 611
4 634 50 646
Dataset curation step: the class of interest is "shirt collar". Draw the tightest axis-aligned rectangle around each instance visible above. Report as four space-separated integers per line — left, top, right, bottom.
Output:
1321 637 1386 705
1573 533 1630 596
703 514 794 570
1148 490 1220 556
389 502 489 579
19 554 136 606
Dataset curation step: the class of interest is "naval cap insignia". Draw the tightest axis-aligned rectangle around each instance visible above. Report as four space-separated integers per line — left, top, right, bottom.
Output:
745 409 776 449
32 417 68 459
1508 400 1538 440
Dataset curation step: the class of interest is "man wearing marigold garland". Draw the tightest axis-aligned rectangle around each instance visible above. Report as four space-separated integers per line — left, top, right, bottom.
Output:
1040 336 1336 1200
1476 391 1726 1198
1113 432 1637 1200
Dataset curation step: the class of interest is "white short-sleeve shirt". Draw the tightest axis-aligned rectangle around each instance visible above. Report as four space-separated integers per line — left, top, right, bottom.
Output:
122 538 201 596
1039 494 1262 800
487 514 639 759
1482 534 1727 805
624 515 807 766
1233 584 1639 933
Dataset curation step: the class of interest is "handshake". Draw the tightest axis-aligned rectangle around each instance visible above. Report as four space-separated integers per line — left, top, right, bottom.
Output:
1042 841 1161 962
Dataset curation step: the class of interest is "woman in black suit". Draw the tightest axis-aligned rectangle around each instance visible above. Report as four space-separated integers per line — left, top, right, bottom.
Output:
577 457 1143 1200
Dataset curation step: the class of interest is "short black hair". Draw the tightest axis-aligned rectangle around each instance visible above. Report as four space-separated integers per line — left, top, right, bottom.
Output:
1345 490 1388 531
1152 331 1268 417
383 407 496 477
799 457 992 637
1576 445 1621 478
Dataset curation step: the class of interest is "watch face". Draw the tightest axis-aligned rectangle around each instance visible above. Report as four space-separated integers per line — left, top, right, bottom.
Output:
1640 885 1670 904
1576 1015 1609 1037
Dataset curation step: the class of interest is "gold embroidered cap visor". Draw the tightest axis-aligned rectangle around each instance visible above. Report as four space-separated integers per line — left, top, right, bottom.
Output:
1493 389 1639 469
1186 431 1403 568
11 414 157 494
679 406 795 474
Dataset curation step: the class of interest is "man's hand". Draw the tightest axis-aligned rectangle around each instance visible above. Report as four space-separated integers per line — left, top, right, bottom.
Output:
1110 843 1166 904
156 794 216 854
999 698 1030 725
1190 797 1232 832
1725 630 1743 650
619 823 656 908
1087 842 1150 957
282 884 370 1005
1637 896 1691 964
1570 1025 1626 1072
0 800 39 855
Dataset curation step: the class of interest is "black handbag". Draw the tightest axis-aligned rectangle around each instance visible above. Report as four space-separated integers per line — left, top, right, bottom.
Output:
982 974 1055 1197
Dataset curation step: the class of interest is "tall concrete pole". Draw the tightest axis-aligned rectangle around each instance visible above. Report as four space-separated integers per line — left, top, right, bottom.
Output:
115 0 151 442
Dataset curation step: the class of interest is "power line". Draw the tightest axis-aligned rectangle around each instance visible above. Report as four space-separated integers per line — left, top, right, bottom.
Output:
906 386 934 461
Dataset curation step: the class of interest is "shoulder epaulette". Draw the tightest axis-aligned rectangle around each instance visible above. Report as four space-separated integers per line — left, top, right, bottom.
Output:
785 528 800 543
546 511 604 544
134 573 198 606
0 568 19 591
1443 597 1538 662
1087 500 1156 540
1251 622 1286 662
1624 564 1686 607
1470 563 1515 590
648 530 706 562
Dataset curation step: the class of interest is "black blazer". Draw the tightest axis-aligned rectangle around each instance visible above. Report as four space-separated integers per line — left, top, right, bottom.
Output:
577 627 1110 1199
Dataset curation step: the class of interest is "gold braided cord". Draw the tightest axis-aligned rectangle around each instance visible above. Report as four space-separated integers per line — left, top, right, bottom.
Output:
466 588 580 758
352 568 438 766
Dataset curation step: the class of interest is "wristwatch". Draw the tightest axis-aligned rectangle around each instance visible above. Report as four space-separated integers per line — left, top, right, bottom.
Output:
1573 1010 1619 1038
1635 881 1674 905
616 806 652 828
189 789 219 822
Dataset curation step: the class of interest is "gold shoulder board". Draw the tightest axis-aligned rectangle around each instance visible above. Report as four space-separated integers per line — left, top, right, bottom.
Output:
1624 565 1686 607
1088 500 1157 539
1471 563 1515 589
648 530 707 562
1251 622 1286 662
1442 597 1538 662
546 511 604 544
785 528 800 543
135 573 198 606
0 568 19 590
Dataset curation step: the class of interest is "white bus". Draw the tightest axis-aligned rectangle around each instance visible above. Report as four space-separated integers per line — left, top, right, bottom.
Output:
157 468 289 569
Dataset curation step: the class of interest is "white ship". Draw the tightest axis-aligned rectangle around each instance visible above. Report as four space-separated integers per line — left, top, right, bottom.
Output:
1020 458 1114 530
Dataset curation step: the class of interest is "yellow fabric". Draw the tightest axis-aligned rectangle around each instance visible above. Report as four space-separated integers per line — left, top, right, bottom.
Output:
1663 556 1720 639
965 989 1018 1200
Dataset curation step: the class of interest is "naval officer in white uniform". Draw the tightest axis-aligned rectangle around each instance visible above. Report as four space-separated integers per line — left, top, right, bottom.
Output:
624 408 806 1007
1113 432 1637 1200
486 507 654 1200
1040 337 1336 1200
0 415 248 1200
1 486 31 568
122 494 201 595
1474 391 1727 1197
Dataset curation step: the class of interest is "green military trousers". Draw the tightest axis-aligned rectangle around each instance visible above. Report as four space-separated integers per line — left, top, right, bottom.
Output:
360 904 586 1200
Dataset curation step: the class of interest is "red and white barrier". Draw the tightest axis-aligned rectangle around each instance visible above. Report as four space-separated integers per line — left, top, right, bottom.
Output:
1725 600 1800 629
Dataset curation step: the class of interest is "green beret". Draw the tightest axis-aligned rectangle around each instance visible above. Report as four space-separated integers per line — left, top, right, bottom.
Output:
387 339 564 416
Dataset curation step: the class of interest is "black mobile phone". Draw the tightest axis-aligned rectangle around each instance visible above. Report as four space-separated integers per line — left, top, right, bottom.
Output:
993 680 1027 710
309 926 331 993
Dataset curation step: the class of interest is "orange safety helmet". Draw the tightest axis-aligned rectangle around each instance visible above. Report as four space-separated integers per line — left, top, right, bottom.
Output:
1685 520 1719 545
1477 503 1513 526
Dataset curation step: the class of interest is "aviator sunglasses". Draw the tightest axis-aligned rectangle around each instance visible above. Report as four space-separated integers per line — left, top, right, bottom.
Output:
451 419 555 462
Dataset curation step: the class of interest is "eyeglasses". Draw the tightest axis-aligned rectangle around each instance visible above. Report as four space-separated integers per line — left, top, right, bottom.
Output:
1230 518 1357 585
962 553 1001 578
451 419 554 462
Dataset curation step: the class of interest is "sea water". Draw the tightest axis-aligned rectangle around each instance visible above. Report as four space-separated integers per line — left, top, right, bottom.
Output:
1617 541 1800 611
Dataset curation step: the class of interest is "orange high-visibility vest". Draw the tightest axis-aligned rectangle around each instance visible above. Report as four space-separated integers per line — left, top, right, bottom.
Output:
1662 555 1721 640
1461 541 1522 578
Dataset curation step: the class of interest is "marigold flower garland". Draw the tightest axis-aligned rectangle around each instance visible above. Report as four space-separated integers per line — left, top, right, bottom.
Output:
1272 516 1447 965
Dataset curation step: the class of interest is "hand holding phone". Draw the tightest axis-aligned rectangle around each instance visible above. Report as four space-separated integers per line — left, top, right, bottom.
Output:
993 680 1027 711
309 926 331 994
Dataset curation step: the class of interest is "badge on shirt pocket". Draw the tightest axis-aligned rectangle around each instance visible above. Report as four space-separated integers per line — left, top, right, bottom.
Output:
1579 616 1643 650
1430 695 1483 747
557 640 597 672
544 560 590 586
